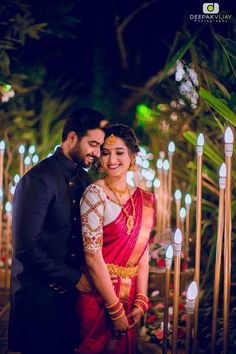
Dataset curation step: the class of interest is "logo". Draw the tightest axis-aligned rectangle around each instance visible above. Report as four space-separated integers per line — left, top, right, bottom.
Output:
203 3 219 14
189 2 232 22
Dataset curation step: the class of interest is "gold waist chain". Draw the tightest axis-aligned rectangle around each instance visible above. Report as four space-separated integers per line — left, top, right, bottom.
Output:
107 263 138 279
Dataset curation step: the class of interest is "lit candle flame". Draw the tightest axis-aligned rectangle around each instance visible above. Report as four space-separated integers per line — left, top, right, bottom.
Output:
224 127 234 144
156 159 163 169
0 140 6 150
163 159 170 171
166 245 174 259
29 145 36 154
197 133 204 147
179 207 186 218
5 201 12 213
18 145 25 154
24 156 31 166
185 193 192 205
174 228 183 244
174 189 182 201
168 141 176 153
219 163 226 178
186 281 198 301
154 178 161 188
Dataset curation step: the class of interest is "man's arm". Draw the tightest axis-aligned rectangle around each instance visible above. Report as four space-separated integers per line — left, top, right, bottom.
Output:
13 173 80 288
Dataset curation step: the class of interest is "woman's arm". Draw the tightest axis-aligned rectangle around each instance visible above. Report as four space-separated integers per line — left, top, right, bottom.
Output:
84 250 118 305
80 184 129 332
136 248 149 295
127 248 149 326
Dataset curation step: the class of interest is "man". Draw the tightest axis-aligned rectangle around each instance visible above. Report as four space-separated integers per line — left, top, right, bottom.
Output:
8 108 106 354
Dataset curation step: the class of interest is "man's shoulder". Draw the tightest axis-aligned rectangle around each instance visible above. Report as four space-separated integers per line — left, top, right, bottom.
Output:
22 155 61 183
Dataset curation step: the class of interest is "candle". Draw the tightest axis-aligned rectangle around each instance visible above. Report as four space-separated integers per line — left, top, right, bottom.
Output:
174 189 182 228
211 163 226 353
172 229 183 353
0 140 5 190
163 245 174 354
179 207 186 240
4 201 12 301
157 159 163 234
163 159 170 233
24 155 31 174
223 127 234 354
167 142 175 229
185 194 192 259
154 178 161 235
0 188 3 264
185 281 198 354
32 154 39 165
18 145 25 176
193 132 204 353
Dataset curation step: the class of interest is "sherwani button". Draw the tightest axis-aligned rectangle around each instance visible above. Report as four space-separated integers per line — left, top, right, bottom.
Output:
72 199 77 204
71 235 76 239
73 217 77 221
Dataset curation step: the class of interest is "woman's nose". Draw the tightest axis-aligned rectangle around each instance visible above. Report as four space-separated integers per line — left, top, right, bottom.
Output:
108 153 118 164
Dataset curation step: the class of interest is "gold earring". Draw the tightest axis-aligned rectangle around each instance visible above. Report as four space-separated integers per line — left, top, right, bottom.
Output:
129 160 136 171
98 166 106 175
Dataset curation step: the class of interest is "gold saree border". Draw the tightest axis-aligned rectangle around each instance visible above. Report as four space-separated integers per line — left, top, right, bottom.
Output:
126 191 154 267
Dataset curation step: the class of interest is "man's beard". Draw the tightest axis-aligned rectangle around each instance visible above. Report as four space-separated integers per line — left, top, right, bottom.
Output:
70 149 94 168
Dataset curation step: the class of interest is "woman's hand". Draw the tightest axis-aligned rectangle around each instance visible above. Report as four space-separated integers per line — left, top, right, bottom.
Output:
112 314 130 335
127 307 143 329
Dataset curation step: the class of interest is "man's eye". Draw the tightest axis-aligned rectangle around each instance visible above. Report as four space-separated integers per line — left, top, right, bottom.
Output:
117 152 124 155
89 143 97 147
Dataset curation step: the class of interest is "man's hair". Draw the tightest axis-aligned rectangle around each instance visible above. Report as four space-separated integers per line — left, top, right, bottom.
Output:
62 107 106 142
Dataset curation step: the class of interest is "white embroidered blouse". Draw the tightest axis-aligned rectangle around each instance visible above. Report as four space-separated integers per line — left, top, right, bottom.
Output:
80 184 122 253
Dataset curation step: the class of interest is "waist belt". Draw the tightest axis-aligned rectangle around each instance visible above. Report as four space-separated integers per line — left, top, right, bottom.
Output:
107 263 138 279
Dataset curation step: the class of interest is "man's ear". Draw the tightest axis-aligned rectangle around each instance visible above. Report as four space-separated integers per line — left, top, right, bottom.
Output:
67 131 78 147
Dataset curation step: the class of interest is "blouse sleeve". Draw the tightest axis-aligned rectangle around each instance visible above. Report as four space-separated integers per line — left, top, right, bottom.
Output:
80 184 106 254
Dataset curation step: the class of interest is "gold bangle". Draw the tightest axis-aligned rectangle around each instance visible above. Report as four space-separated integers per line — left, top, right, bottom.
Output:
112 311 125 321
136 293 148 301
135 299 148 307
108 304 123 315
106 298 119 309
134 304 144 315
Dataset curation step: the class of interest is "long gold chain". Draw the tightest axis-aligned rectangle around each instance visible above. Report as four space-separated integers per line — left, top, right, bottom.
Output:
105 178 136 235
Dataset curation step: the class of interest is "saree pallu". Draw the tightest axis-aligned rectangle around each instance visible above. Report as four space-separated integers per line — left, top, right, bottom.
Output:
75 188 154 354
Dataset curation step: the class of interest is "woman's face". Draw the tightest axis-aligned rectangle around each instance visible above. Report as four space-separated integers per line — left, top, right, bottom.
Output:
100 136 132 178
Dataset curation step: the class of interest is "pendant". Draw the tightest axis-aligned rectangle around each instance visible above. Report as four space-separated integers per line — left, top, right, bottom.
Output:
126 215 134 235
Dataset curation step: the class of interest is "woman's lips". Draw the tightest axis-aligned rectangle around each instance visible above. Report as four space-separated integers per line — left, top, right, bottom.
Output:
108 164 120 169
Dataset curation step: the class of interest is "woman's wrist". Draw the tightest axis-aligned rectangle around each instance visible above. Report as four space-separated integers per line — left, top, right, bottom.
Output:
134 293 149 314
106 298 125 321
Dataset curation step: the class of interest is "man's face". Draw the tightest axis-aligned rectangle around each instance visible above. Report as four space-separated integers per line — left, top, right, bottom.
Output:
69 128 105 167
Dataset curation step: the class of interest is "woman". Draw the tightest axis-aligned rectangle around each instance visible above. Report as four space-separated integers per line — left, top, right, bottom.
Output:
75 124 154 354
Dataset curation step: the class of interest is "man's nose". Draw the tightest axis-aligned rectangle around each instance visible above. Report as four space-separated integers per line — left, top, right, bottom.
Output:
93 147 101 158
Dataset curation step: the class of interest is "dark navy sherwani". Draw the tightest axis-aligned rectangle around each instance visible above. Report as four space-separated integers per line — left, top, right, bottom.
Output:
8 148 91 354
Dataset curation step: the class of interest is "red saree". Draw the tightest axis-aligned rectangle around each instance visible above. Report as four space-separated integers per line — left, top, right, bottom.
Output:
75 188 154 354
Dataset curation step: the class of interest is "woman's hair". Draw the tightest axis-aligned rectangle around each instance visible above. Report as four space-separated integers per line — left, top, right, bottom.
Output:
103 124 140 155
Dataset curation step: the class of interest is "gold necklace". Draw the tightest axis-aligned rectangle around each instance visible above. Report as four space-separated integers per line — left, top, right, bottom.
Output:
105 178 136 235
104 177 129 197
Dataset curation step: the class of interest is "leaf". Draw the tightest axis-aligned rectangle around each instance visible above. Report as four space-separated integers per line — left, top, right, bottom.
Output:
199 87 236 126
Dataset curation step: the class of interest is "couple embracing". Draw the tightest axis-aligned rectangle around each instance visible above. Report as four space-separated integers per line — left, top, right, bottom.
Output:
8 108 154 354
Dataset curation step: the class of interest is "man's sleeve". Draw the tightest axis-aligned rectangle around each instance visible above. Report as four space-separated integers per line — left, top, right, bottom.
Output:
12 173 80 288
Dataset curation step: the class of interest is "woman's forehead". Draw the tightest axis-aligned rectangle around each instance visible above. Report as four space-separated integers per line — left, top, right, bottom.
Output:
102 136 127 150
